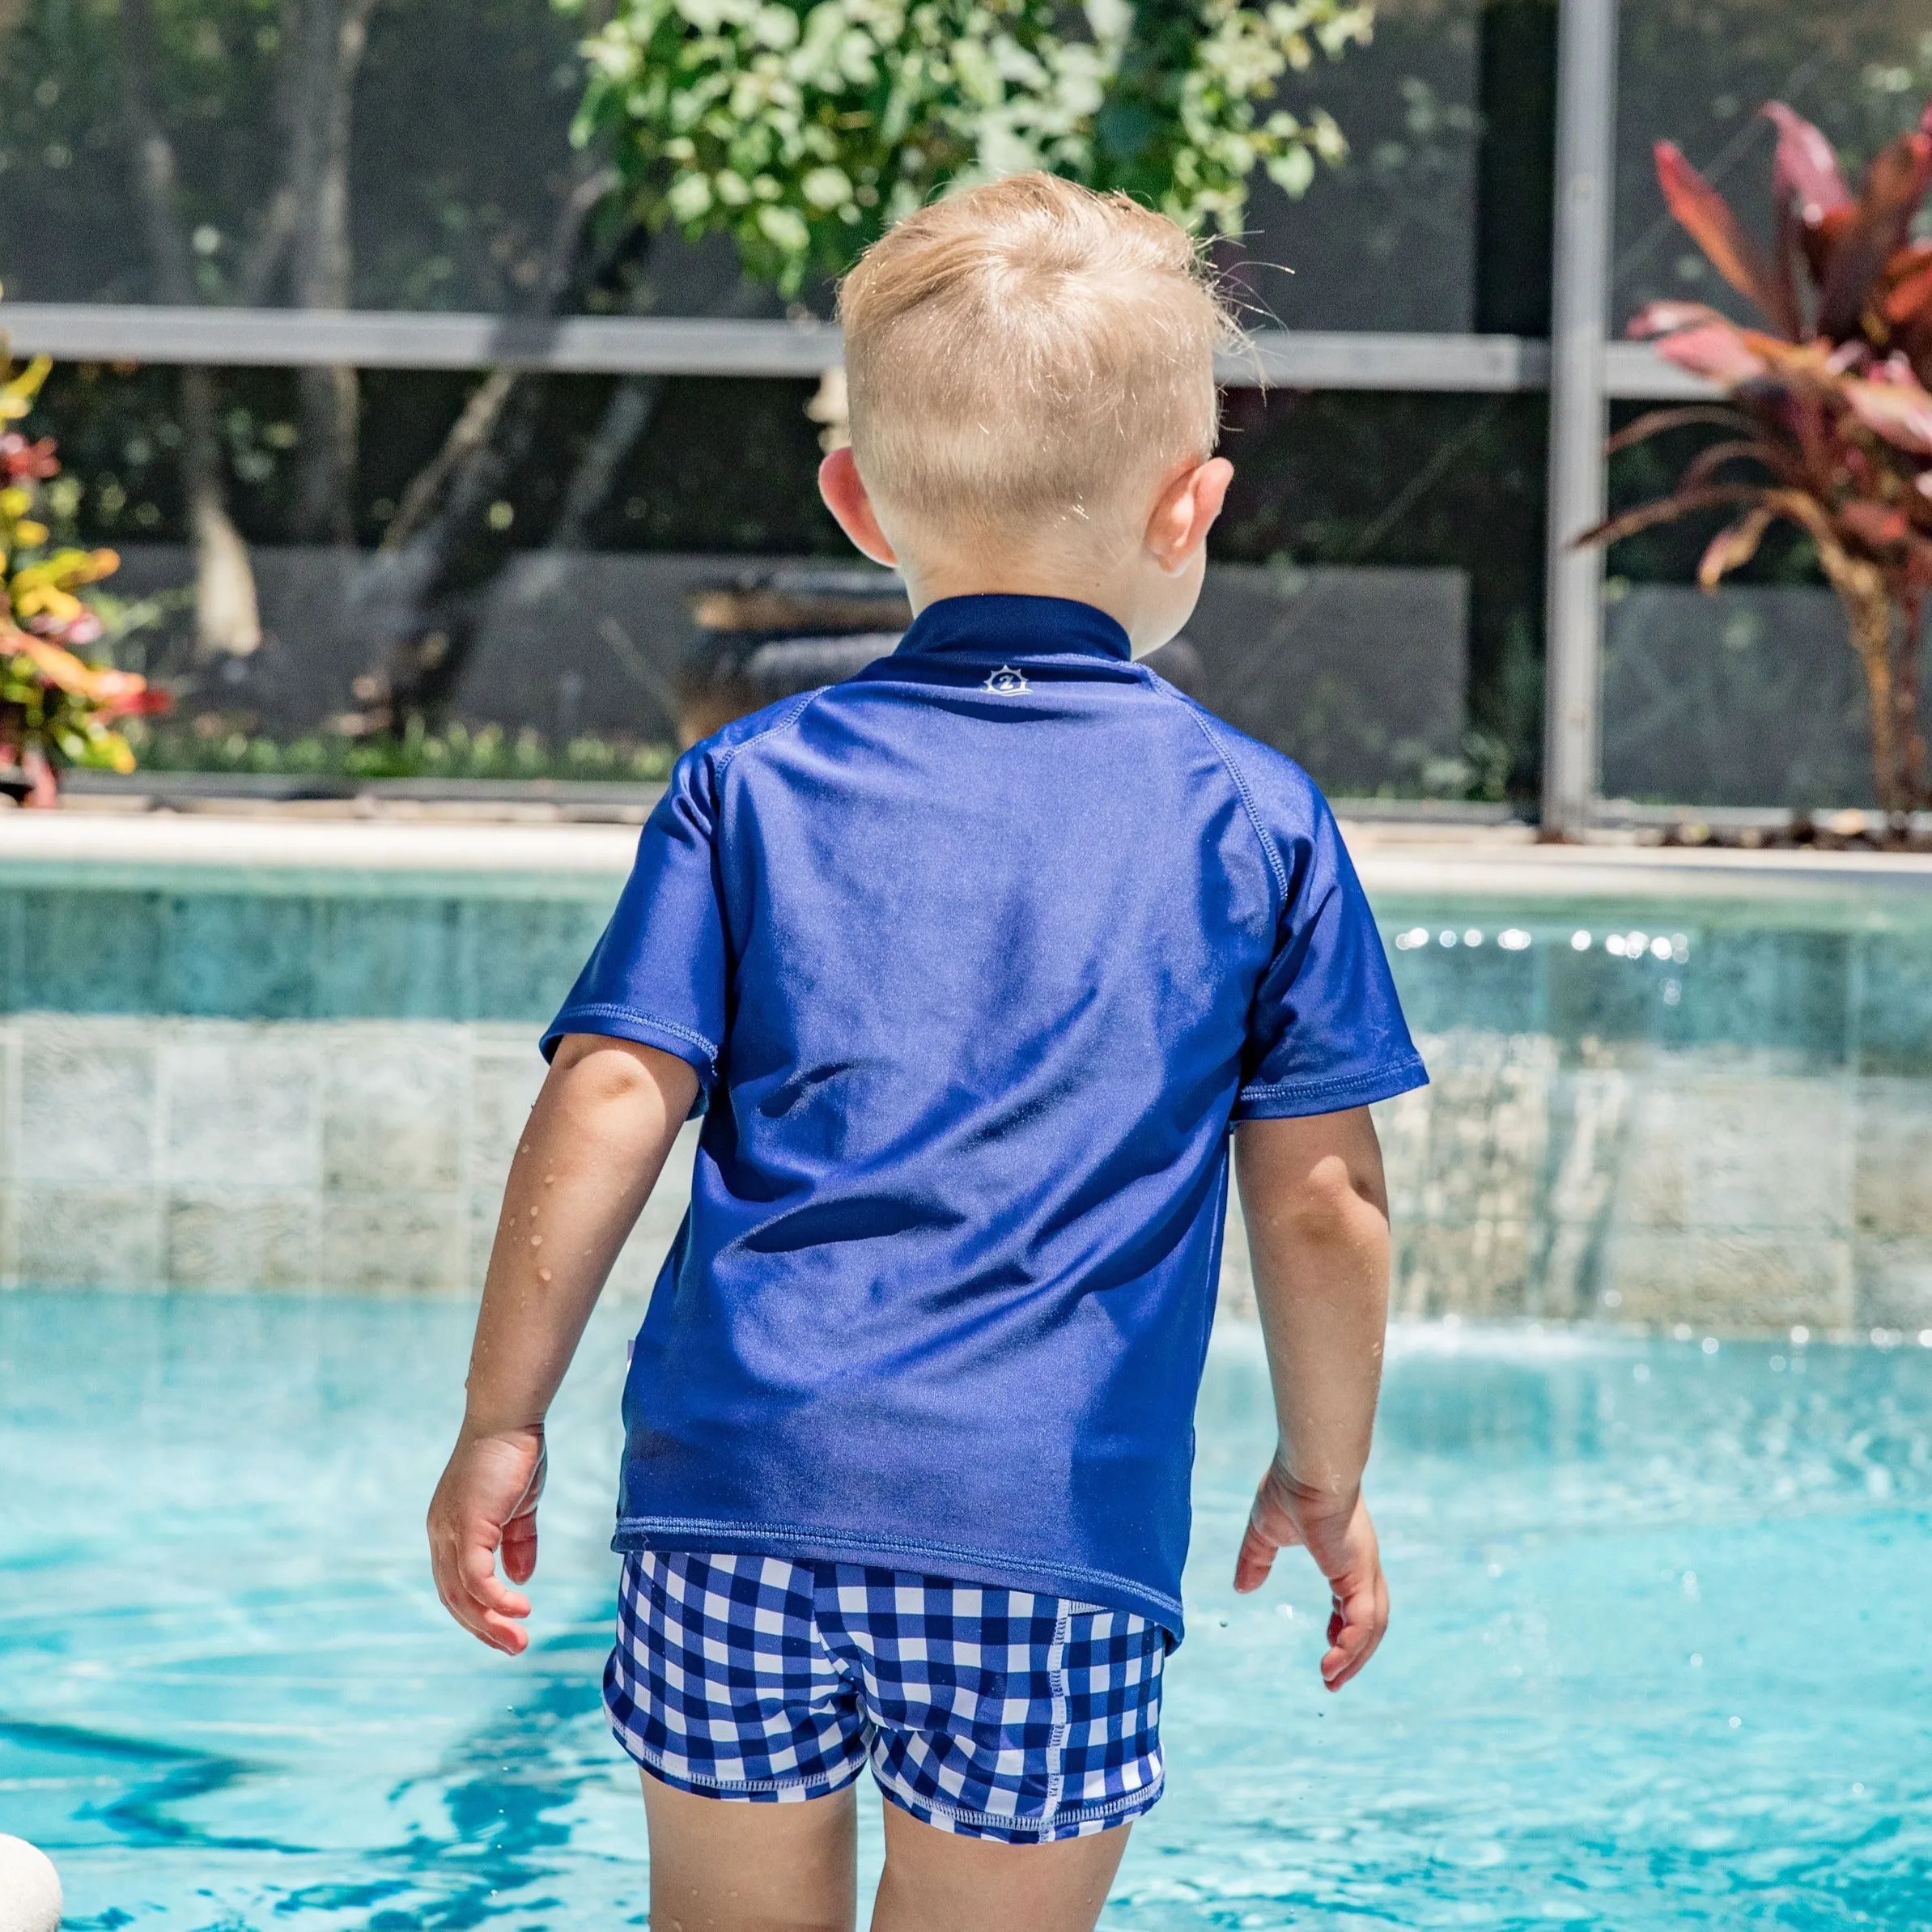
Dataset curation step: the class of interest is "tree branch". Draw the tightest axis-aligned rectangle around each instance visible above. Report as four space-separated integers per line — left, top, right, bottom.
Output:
119 0 262 656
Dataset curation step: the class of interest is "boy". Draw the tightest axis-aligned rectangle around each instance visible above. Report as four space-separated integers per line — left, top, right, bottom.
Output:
428 172 1424 1931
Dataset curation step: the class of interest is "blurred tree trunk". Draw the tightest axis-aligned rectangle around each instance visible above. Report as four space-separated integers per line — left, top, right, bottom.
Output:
288 0 380 544
119 0 262 658
343 164 620 731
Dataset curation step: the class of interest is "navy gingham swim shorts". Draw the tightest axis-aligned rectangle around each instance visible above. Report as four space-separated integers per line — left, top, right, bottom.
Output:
604 1550 1166 1842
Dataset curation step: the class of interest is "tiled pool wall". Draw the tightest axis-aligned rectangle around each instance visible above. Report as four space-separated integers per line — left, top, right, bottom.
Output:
2 871 1929 1336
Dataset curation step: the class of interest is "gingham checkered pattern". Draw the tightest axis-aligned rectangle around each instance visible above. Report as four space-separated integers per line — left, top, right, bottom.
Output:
605 1550 1166 1842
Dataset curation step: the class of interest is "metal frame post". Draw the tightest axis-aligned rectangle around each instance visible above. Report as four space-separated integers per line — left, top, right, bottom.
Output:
1540 0 1620 837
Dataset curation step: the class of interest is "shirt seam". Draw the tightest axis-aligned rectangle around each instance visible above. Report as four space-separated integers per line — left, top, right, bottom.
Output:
1237 1054 1428 1105
612 1516 1184 1623
546 1002 719 1064
710 689 827 775
1144 675 1292 907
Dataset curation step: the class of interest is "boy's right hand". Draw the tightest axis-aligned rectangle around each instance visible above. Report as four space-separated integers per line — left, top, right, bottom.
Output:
1234 1460 1388 1692
427 1422 547 1656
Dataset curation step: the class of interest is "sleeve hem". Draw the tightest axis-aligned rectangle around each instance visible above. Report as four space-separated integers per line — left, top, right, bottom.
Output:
540 1004 720 1093
1232 1054 1429 1121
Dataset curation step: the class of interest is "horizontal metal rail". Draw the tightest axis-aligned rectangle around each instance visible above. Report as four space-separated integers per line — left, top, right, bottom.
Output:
0 302 1715 397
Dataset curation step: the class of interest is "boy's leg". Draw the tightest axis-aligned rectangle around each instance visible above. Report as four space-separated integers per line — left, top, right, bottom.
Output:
871 1806 1132 1932
642 1771 859 1932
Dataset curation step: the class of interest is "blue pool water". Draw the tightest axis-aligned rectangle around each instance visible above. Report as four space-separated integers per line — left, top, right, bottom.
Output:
3 1293 1929 1930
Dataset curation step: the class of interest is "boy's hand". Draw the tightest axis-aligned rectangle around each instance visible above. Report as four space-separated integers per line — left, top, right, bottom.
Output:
1234 1459 1388 1692
427 1423 547 1655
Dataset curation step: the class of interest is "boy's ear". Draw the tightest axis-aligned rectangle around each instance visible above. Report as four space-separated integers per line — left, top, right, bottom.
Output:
1144 457 1234 575
818 447 898 567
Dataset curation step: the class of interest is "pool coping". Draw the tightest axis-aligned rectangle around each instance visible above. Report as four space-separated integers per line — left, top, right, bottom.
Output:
9 805 1932 897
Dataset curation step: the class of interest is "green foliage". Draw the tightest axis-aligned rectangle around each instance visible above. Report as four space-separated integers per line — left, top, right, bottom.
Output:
566 0 1372 294
125 715 678 784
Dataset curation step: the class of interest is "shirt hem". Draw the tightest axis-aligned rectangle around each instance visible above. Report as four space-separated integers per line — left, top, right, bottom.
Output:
611 1515 1186 1641
1232 1052 1429 1120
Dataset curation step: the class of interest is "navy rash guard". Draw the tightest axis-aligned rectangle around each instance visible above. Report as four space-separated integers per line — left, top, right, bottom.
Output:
544 592 1426 1638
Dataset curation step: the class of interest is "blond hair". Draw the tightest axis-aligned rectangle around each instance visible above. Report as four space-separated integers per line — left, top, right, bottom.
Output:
837 173 1233 552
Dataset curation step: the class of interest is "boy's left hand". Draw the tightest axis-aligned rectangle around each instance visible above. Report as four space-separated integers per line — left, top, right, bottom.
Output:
427 1423 547 1655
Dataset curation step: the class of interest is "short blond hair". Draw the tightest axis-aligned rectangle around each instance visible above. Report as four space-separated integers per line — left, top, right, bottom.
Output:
838 173 1232 551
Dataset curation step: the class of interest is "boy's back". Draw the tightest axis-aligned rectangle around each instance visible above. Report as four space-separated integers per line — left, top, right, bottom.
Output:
431 172 1424 1932
548 592 1420 1632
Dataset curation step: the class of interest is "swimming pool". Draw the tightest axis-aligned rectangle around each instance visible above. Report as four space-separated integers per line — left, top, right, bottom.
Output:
5 1290 1927 1929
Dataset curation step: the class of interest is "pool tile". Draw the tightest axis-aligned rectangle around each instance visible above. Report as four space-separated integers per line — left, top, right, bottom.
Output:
458 898 611 1023
1611 1068 1853 1236
1370 1078 1433 1222
1408 1033 1555 1229
1385 935 1542 1037
19 890 168 1014
0 890 22 1012
1853 932 1932 1076
1393 1219 1533 1319
0 1024 18 1191
15 1185 163 1288
1671 928 1851 1063
1598 1229 1854 1333
1216 1197 1255 1318
1851 1237 1932 1331
312 898 465 1020
1851 1078 1932 1240
165 1190 321 1290
466 1038 547 1189
158 1030 323 1191
165 894 317 1020
611 1208 685 1300
1545 943 1680 1057
320 1191 466 1293
321 1030 466 1192
17 1031 159 1186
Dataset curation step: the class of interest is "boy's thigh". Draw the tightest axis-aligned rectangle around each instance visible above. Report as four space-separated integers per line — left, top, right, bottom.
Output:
873 1801 1132 1932
642 1769 859 1932
635 1769 1129 1932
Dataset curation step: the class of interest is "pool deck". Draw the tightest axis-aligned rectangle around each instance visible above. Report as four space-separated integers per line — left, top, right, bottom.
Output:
6 802 1932 908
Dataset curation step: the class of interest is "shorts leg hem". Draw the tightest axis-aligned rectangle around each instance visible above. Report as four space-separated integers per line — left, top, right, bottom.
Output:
873 1773 1166 1843
618 1735 867 1804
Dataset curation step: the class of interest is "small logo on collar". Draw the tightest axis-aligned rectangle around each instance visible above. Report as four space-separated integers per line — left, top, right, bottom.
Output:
983 665 1030 694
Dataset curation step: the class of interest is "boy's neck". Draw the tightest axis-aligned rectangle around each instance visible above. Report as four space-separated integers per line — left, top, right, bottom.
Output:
897 551 1157 654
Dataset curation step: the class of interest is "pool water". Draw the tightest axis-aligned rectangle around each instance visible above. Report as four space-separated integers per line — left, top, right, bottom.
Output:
3 1293 1929 1930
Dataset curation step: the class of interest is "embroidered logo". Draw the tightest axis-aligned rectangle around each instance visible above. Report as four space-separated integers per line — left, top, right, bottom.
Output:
983 665 1030 694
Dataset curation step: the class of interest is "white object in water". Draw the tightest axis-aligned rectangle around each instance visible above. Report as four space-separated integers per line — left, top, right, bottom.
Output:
0 1836 62 1932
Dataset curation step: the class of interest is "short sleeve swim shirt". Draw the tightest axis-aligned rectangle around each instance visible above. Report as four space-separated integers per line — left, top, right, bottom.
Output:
545 593 1426 1638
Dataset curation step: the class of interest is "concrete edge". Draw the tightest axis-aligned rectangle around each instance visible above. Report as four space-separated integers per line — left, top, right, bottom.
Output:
8 805 1932 903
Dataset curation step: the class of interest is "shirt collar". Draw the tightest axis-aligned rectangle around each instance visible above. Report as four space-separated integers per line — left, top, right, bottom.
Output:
889 594 1133 665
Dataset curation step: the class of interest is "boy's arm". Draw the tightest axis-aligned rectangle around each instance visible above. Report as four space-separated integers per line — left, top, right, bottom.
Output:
427 1034 699 1654
1231 1105 1391 1691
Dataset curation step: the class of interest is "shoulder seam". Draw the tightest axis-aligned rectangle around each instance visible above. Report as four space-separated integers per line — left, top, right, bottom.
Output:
1147 677 1292 904
711 688 827 775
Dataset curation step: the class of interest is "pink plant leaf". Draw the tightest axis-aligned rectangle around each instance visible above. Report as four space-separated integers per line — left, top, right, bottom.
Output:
1654 142 1793 331
1696 505 1777 588
1841 373 1932 456
1627 299 1736 341
1650 322 1771 385
1817 130 1932 340
1761 103 1851 224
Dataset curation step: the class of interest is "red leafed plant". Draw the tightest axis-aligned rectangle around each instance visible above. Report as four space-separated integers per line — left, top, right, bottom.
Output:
1590 99 1932 824
1 348 168 807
